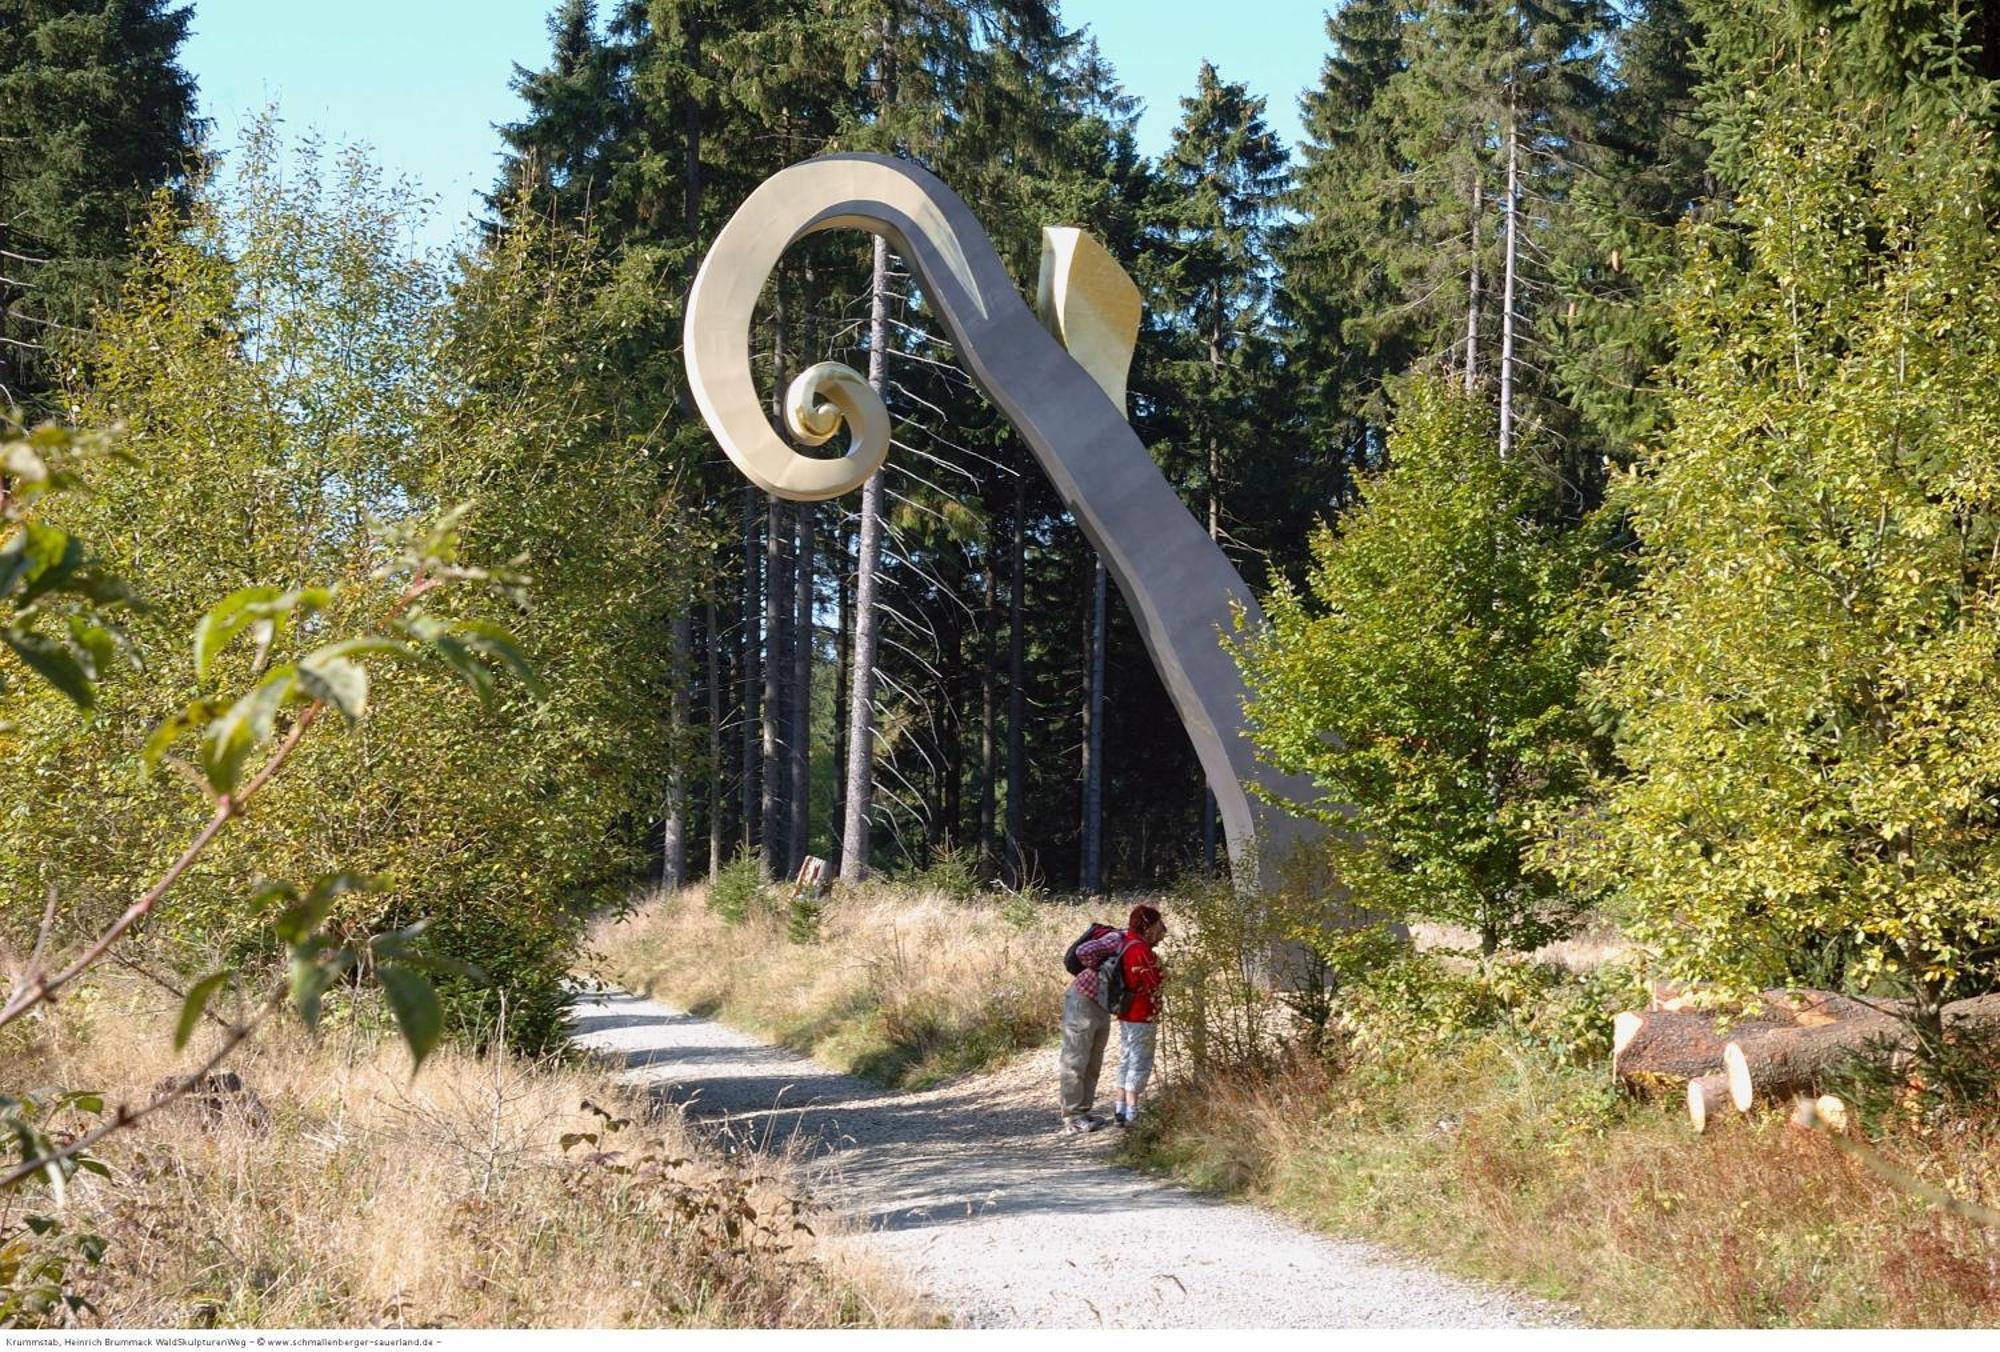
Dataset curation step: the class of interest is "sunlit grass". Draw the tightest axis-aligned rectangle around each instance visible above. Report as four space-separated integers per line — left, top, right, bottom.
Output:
2 984 921 1329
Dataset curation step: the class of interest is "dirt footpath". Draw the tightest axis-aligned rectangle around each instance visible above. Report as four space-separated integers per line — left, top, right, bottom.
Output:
570 987 1567 1329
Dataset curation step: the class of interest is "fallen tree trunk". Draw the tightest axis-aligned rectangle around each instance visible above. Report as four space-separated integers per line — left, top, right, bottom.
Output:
1612 998 1805 1090
1723 992 2000 1112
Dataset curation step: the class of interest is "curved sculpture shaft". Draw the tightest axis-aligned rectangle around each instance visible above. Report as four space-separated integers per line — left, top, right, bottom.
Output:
684 152 1323 892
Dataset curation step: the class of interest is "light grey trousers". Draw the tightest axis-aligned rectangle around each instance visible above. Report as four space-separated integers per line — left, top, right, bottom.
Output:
1058 984 1111 1119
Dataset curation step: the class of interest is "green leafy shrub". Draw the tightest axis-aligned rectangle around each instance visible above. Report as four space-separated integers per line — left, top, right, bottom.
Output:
998 890 1039 933
788 888 825 946
0 125 692 1053
0 1089 109 1327
1336 945 1644 1069
1337 948 1520 1058
1231 379 1604 957
1522 963 1652 1068
1158 876 1291 1075
0 422 537 1316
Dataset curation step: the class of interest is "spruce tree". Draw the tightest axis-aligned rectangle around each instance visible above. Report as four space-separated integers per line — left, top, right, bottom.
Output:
0 0 201 411
1277 0 1412 473
1151 63 1290 570
1545 0 1709 462
1283 0 1613 491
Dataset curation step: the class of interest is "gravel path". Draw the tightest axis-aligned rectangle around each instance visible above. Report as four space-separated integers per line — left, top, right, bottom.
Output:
570 987 1566 1329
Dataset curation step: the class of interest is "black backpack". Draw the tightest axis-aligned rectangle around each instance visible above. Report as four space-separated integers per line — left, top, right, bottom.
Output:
1063 923 1134 1016
1063 922 1117 975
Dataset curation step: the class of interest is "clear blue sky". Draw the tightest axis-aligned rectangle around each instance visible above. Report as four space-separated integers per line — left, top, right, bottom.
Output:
180 0 1332 251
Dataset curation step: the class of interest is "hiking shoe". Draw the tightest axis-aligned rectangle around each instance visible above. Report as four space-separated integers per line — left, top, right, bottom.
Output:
1113 1110 1132 1129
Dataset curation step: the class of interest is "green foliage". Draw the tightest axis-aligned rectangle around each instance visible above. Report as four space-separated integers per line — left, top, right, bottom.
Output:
998 890 1040 933
786 887 824 946
1548 0 1710 461
1828 1020 2000 1131
1281 0 1621 487
0 123 690 1054
1335 943 1646 1070
1147 62 1292 566
1559 76 2000 1013
2 415 519 1084
909 841 979 902
1234 379 1604 954
0 0 203 410
0 1090 108 1327
0 423 136 716
1336 946 1519 1059
1156 874 1293 1075
708 854 768 925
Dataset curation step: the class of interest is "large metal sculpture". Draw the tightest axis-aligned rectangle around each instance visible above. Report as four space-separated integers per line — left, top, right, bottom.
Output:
684 152 1323 892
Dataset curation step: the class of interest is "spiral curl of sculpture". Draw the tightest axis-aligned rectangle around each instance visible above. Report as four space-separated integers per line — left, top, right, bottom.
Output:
776 361 889 494
684 153 1354 935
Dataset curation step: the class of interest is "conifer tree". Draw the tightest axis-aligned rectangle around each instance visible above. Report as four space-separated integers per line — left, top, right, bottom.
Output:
1277 0 1411 471
493 0 630 226
0 0 201 411
1283 0 1611 487
1149 64 1288 864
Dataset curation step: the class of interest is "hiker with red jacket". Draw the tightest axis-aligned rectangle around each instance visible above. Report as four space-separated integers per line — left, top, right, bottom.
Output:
1113 904 1166 1128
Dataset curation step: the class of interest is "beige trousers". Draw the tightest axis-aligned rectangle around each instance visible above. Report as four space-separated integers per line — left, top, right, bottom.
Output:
1059 985 1111 1119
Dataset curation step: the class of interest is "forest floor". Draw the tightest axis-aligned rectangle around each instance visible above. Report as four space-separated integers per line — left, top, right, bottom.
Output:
568 984 1570 1330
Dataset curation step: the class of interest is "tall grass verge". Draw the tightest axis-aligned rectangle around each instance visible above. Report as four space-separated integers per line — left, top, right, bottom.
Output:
1 981 921 1329
595 883 1104 1089
1126 1024 2000 1327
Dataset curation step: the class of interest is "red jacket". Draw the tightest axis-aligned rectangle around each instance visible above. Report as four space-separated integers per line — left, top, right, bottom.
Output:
1119 929 1162 1023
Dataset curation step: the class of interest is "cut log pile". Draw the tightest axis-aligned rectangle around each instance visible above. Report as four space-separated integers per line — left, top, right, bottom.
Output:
1609 989 2000 1132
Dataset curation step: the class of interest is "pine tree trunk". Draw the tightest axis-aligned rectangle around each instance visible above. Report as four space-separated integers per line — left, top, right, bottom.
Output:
0 204 31 420
762 260 791 874
1464 175 1482 393
662 614 691 887
1081 554 1107 894
1204 293 1224 874
831 525 849 876
740 484 759 857
1499 93 1520 461
706 599 722 880
763 495 786 874
790 500 813 872
1005 472 1027 886
680 9 701 250
942 589 963 848
978 529 997 873
840 232 891 882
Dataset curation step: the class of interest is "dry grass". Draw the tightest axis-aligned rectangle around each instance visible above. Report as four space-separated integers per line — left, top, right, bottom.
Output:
1128 1035 2000 1328
594 882 1102 1089
0 981 923 1329
1410 920 1631 975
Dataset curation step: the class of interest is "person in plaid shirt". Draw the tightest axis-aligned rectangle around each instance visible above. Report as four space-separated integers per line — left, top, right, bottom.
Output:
1058 925 1127 1133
